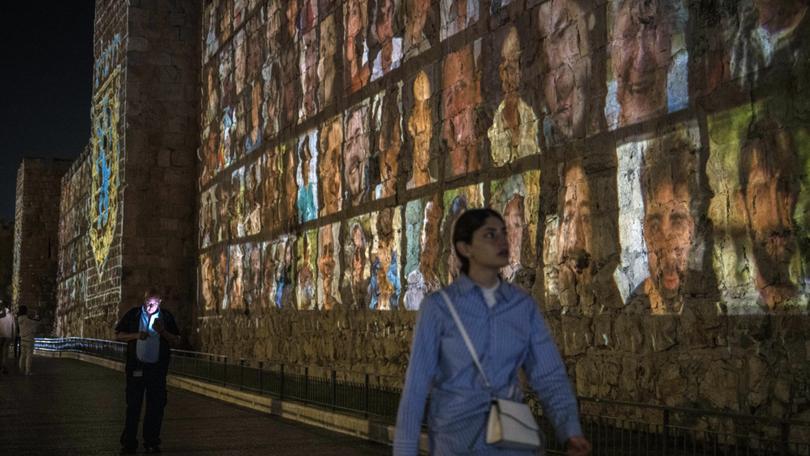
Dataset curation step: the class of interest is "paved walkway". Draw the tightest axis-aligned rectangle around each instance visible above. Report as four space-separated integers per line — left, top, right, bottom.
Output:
0 356 391 455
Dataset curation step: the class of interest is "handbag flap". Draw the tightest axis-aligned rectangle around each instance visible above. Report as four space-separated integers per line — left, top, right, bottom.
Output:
495 399 540 432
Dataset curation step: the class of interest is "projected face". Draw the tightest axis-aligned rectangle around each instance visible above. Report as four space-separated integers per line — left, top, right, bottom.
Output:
643 178 693 304
318 225 337 309
538 0 588 138
612 0 672 126
558 164 592 281
503 194 524 268
320 117 343 215
344 108 369 204
318 16 337 106
407 71 433 189
499 27 521 97
346 0 370 93
405 0 431 54
740 124 800 308
442 46 480 176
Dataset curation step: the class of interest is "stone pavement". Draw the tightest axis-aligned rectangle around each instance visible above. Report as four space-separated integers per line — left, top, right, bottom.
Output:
0 356 391 455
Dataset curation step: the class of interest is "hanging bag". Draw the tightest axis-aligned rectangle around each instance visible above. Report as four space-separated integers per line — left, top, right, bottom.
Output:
439 290 543 451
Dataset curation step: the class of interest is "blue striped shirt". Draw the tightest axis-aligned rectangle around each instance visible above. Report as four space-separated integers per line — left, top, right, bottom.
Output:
394 274 583 455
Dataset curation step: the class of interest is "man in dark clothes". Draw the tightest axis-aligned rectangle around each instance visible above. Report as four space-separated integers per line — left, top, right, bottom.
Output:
115 289 181 454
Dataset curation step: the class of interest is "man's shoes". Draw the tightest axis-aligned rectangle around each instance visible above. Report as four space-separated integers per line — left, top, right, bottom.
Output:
119 447 137 455
144 445 162 453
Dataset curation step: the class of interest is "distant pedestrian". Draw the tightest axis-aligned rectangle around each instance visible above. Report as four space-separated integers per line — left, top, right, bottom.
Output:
394 209 591 455
0 300 15 374
114 289 181 454
16 305 41 376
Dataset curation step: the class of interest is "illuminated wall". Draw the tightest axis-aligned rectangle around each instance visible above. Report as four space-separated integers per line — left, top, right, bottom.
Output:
196 0 810 417
56 0 201 339
199 0 810 319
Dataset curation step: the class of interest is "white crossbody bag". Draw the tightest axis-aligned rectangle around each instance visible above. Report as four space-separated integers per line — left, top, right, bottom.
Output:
439 290 543 451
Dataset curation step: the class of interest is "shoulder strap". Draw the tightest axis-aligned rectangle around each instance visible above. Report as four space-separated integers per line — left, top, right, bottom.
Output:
438 290 492 389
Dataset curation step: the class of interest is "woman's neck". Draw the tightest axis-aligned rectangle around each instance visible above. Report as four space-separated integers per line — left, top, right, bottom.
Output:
466 265 500 288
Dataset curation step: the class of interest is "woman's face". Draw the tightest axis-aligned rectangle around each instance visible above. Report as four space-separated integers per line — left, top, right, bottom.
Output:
458 216 510 271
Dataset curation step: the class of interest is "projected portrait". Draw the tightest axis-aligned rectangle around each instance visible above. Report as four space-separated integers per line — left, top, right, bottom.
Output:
200 186 217 249
262 58 282 139
370 0 403 81
344 103 371 206
369 208 402 310
724 0 808 88
270 235 296 309
403 0 434 59
243 242 262 312
443 43 482 177
404 195 442 310
441 185 484 283
491 170 540 288
300 28 319 119
282 141 300 229
230 167 246 238
234 30 247 96
345 0 371 93
228 244 245 310
216 179 231 242
342 216 372 308
318 15 338 107
739 119 803 309
244 80 263 153
297 230 318 310
487 26 539 167
280 0 301 128
616 125 701 314
708 105 809 313
203 65 219 131
296 130 319 223
262 146 282 232
406 69 436 189
201 251 221 312
244 159 262 236
440 0 479 40
319 115 343 216
551 159 595 311
372 84 403 199
260 241 276 310
605 0 688 129
536 0 603 143
318 223 342 310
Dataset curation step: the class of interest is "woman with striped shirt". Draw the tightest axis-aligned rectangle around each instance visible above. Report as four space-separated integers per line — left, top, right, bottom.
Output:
394 208 591 455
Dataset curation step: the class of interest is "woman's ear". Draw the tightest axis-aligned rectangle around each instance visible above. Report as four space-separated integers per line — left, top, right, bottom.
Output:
455 240 471 261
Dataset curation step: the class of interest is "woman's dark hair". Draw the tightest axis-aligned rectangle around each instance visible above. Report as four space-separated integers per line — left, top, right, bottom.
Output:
18 305 28 316
452 208 505 275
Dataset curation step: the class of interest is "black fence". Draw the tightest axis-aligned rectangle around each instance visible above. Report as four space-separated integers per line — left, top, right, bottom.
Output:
35 338 810 455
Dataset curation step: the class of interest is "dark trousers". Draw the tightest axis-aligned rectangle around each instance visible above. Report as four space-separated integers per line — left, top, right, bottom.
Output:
120 364 168 449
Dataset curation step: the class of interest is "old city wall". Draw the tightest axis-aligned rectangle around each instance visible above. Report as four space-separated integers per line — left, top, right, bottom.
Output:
193 0 810 423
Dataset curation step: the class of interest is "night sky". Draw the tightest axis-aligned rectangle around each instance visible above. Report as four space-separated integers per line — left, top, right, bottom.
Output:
0 3 95 222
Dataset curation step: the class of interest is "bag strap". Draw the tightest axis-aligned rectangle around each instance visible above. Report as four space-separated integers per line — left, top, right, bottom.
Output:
438 290 492 390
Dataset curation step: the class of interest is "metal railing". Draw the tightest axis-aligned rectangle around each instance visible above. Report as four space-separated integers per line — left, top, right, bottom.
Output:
35 338 810 455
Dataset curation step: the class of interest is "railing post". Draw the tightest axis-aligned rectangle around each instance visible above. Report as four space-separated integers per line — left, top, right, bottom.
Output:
304 367 309 400
239 359 244 391
364 373 370 418
331 370 337 411
781 421 790 456
258 361 263 394
223 356 228 387
280 364 285 401
207 354 212 381
662 408 670 456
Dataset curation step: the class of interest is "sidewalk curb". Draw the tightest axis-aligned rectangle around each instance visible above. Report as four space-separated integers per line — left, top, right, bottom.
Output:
36 350 429 453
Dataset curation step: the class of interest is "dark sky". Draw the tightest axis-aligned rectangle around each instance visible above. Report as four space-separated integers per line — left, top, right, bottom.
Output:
0 3 95 222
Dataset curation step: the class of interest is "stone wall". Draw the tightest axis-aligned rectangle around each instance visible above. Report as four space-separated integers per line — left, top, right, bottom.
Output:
12 158 72 331
56 0 200 339
194 0 810 424
0 220 13 302
120 0 200 337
